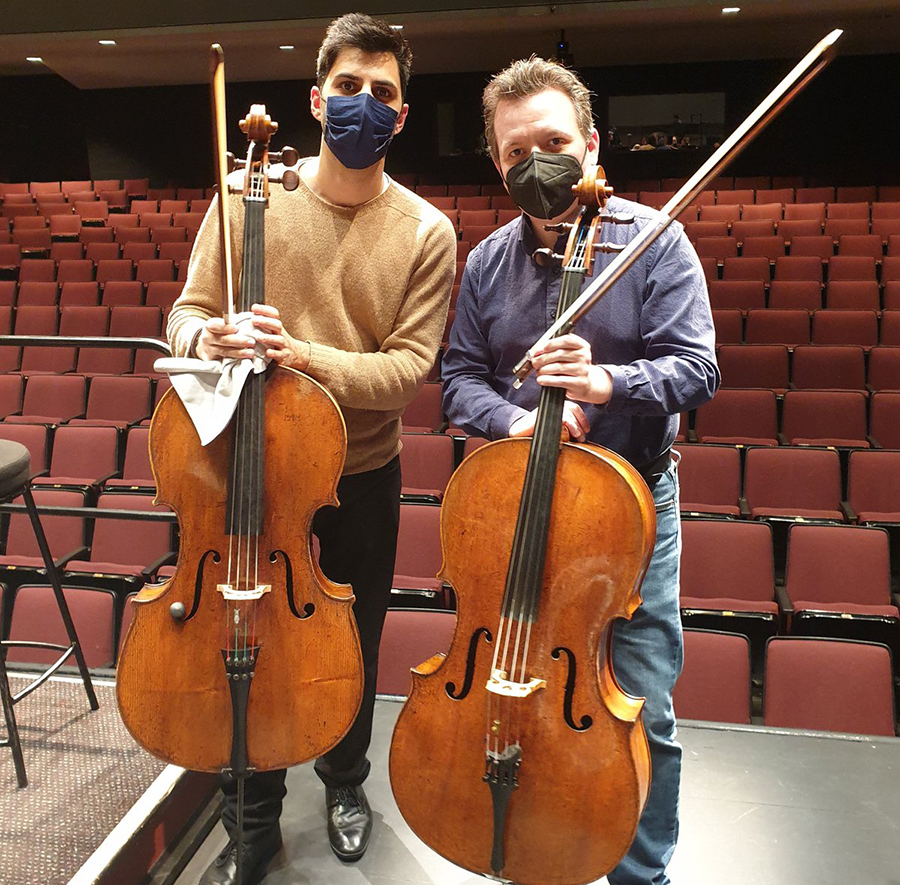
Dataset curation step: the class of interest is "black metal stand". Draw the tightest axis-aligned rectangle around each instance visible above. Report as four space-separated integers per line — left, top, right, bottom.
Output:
0 471 98 788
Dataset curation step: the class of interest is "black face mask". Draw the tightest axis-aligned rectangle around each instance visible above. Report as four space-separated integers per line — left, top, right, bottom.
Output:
505 151 584 220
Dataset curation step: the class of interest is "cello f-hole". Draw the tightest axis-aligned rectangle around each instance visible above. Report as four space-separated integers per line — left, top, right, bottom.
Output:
184 549 222 621
270 549 315 619
445 627 492 700
551 646 593 731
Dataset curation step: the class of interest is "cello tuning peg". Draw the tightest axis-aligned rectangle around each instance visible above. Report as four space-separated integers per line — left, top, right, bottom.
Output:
281 170 300 191
543 222 574 234
599 212 635 225
280 146 299 167
594 242 628 254
226 152 245 173
532 248 565 268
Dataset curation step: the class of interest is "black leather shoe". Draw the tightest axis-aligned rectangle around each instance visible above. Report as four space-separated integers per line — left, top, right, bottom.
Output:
198 825 282 885
326 784 372 862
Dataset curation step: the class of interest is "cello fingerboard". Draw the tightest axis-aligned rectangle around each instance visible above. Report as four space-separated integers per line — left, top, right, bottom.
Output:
501 212 593 623
226 196 266 536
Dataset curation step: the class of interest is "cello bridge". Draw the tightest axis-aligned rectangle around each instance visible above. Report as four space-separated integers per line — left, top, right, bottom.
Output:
217 583 271 601
485 668 546 698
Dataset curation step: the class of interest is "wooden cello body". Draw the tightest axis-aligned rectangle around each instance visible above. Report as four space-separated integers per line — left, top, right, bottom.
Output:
116 366 363 772
389 168 655 885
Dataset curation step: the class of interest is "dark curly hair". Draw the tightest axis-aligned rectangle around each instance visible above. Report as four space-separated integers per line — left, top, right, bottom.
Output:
317 13 412 100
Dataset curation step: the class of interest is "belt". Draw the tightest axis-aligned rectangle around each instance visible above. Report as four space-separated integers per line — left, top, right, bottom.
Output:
636 448 672 488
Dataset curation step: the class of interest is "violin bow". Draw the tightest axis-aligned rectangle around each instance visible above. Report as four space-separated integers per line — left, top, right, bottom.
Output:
513 28 844 387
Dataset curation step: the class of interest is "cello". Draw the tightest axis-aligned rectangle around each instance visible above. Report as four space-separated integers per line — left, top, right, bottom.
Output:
116 48 363 793
389 167 656 885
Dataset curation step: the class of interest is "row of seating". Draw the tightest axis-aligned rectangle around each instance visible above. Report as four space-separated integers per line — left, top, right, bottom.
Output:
0 179 208 198
677 442 898 522
408 180 900 204
0 200 210 224
695 234 899 266
716 343 899 392
712 307 899 348
0 373 168 427
623 179 900 202
685 388 896 449
675 631 894 735
709 280 899 314
0 282 182 315
2 210 205 233
0 231 198 264
1 219 205 255
0 256 183 288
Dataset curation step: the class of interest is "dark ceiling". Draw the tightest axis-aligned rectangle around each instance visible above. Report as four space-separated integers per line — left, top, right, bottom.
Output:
1 1 898 88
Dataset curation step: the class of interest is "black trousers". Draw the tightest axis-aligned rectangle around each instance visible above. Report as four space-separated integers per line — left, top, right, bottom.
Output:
221 455 401 838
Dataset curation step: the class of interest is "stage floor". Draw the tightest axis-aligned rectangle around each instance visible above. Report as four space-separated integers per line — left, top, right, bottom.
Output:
175 699 900 885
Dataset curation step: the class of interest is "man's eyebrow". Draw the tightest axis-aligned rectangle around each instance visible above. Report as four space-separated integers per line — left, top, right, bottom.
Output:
332 71 398 90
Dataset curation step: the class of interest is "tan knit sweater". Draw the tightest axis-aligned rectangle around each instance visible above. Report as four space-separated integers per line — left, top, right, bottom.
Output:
167 168 457 475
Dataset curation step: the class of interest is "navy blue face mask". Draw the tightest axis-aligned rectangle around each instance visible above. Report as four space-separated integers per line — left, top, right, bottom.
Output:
323 92 399 170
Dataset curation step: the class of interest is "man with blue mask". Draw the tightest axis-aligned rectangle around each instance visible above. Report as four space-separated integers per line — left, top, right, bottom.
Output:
169 13 456 884
442 58 718 885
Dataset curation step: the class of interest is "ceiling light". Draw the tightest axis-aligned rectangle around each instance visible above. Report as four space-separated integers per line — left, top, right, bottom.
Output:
26 57 43 63
722 6 740 13
279 44 295 50
99 39 117 46
390 24 404 30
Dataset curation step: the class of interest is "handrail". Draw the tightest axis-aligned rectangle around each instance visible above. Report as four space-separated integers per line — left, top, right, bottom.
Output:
0 503 176 522
0 335 171 354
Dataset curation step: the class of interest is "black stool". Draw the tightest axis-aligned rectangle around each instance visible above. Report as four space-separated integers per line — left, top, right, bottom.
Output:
0 439 98 787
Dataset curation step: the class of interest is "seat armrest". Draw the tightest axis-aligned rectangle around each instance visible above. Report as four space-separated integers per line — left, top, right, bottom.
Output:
53 545 90 569
775 584 793 616
141 550 177 580
739 497 751 518
840 501 857 523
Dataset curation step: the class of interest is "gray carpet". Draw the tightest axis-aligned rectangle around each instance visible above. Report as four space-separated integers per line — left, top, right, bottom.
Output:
0 674 165 885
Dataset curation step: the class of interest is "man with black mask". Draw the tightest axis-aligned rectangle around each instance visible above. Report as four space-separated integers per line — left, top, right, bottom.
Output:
168 13 456 885
442 57 718 885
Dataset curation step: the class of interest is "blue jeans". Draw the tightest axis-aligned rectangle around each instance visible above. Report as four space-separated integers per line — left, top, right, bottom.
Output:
608 461 683 885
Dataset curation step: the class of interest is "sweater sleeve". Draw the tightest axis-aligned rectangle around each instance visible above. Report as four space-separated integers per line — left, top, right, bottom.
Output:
304 216 457 411
166 193 235 358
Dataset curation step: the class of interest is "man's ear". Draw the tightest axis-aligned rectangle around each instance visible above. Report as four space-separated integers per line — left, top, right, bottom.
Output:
586 127 601 165
394 103 409 135
310 85 324 124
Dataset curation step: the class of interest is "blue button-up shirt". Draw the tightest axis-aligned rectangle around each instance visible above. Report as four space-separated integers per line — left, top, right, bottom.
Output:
441 196 720 469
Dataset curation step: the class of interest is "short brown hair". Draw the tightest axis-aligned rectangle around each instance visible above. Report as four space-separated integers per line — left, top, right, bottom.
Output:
317 13 413 100
482 56 593 159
